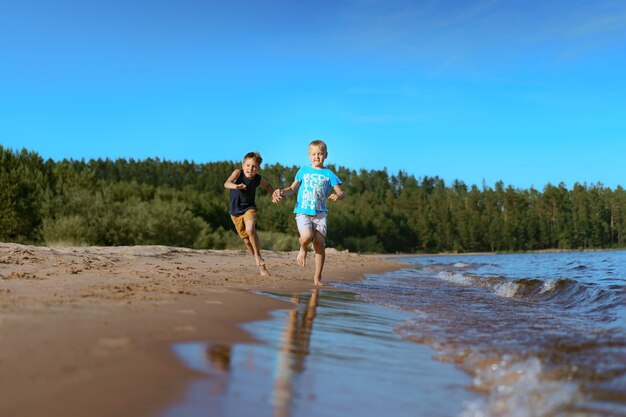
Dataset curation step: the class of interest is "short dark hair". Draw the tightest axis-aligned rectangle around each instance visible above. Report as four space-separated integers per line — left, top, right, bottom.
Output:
243 151 262 165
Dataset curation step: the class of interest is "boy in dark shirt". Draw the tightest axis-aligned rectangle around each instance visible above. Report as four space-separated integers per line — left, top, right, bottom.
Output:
224 152 276 276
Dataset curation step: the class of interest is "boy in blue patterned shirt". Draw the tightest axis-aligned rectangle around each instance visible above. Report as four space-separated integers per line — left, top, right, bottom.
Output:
272 140 345 285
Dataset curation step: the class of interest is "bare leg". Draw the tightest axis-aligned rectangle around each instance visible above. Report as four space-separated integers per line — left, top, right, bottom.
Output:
245 220 270 276
297 229 313 267
312 231 326 286
242 237 254 255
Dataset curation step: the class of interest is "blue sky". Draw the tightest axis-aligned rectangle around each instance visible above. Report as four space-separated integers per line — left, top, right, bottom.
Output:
1 0 625 189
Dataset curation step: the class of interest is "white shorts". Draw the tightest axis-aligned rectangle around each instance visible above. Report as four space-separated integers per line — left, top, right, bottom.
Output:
295 213 328 237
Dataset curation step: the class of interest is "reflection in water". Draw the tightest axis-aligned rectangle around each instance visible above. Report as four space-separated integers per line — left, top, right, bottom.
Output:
163 287 473 417
205 344 232 372
273 289 319 417
166 290 320 417
202 343 232 399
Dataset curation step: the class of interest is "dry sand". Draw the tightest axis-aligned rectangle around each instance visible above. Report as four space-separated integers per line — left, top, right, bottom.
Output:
0 242 404 417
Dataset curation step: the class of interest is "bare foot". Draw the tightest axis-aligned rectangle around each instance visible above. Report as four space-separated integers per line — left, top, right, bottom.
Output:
297 249 307 267
259 264 270 277
313 279 322 286
256 256 266 267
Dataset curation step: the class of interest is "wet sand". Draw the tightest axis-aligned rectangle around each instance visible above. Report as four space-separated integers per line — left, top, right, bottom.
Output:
0 243 404 417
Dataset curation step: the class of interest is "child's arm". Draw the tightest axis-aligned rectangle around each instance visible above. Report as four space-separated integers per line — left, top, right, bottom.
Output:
272 180 300 203
328 184 345 202
224 170 246 190
260 177 276 195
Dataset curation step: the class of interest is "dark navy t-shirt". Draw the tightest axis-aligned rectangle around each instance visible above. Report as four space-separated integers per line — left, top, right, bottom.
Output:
229 170 262 215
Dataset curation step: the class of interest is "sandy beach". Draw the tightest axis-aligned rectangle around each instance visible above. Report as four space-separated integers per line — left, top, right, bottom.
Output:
0 243 404 417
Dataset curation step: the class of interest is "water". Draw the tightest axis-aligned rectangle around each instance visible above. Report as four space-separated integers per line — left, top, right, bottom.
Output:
163 250 626 417
338 250 626 417
160 290 475 417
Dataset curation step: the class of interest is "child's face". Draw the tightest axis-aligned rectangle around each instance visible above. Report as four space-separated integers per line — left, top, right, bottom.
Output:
308 145 327 168
242 158 259 179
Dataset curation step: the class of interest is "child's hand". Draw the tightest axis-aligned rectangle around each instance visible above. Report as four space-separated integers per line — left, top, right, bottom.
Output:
328 193 340 202
272 189 283 203
235 184 247 190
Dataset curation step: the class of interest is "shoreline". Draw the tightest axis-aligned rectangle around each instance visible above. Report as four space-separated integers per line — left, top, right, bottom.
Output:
0 243 406 417
384 246 626 259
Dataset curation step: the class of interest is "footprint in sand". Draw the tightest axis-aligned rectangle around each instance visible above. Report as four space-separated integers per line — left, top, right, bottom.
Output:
97 337 132 349
174 325 195 332
91 337 133 356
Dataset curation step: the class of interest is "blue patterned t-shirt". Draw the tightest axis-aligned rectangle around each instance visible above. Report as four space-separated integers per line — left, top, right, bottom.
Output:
293 166 342 215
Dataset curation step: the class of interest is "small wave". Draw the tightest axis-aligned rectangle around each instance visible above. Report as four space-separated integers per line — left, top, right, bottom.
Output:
565 260 589 269
494 281 521 298
397 314 585 417
434 271 618 312
461 355 581 417
436 271 524 298
539 278 558 294
437 271 474 286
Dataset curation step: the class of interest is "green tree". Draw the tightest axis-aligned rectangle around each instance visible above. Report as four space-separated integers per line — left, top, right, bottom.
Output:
0 146 47 242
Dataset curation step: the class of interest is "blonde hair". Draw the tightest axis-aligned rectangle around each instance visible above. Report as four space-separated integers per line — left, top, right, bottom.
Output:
243 151 262 165
309 140 327 153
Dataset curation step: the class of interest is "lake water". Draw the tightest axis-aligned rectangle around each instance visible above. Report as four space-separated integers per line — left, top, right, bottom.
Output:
162 250 626 417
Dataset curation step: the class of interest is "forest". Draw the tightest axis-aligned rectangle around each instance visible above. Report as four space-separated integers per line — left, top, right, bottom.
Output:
2 145 626 253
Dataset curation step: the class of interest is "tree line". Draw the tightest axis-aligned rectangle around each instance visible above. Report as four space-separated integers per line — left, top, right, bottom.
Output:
2 145 625 253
